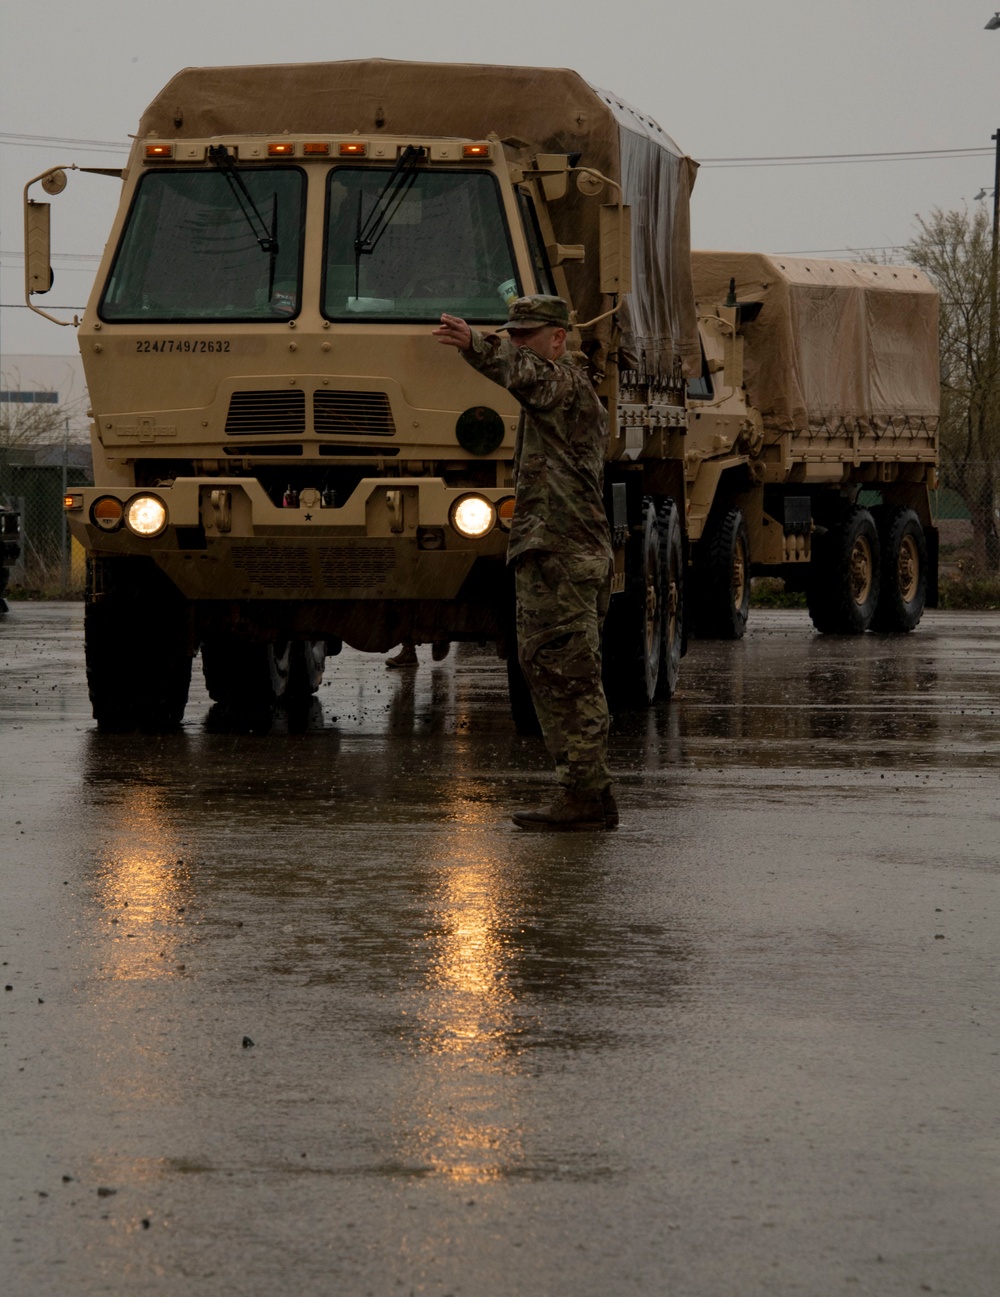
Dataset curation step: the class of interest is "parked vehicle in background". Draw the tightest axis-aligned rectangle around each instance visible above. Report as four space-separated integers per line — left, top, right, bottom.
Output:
0 503 21 610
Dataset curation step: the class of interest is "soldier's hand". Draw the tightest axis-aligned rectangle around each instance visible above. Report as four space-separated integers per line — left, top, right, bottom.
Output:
433 314 472 350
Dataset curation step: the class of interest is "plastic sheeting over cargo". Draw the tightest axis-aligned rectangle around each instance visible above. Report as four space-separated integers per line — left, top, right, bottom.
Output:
138 60 701 380
691 251 940 434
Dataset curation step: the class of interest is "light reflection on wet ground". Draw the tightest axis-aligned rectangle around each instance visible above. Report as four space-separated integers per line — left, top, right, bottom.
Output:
1 604 998 1295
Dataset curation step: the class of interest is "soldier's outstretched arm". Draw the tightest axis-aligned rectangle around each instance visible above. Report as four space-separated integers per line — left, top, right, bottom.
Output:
436 313 519 389
433 314 473 350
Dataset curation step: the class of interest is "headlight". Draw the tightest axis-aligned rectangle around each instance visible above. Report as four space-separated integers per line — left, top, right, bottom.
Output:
450 494 496 539
125 494 168 537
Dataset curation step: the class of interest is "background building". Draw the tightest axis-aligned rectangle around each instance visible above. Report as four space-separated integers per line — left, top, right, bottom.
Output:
1 353 92 592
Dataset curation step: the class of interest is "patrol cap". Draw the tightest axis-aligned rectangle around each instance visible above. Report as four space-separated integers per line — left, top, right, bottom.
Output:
498 294 571 331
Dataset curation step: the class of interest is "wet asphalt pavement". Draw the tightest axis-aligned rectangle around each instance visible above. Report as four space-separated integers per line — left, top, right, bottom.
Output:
1 603 998 1297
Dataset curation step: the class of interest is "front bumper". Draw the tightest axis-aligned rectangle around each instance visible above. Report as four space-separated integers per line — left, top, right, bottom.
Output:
65 476 511 601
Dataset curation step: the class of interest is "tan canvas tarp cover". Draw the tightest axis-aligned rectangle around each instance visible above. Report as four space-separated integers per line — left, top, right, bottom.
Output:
691 251 940 434
138 59 701 380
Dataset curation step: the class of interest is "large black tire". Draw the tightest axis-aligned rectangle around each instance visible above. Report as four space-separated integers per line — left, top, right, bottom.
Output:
201 636 288 733
201 637 285 705
604 496 681 706
202 637 325 732
691 507 750 640
657 498 684 700
807 506 880 634
85 557 194 733
871 508 927 633
285 640 327 732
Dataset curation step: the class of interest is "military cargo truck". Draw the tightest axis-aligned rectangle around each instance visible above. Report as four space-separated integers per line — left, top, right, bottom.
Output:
24 60 938 732
686 250 939 639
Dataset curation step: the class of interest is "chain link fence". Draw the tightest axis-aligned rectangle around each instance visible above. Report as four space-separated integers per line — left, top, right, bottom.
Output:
0 443 92 596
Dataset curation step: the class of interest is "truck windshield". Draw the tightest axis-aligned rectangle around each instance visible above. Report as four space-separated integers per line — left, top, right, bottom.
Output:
324 168 520 323
99 168 305 323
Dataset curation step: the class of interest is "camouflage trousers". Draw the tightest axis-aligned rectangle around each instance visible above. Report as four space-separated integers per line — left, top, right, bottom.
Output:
515 549 613 797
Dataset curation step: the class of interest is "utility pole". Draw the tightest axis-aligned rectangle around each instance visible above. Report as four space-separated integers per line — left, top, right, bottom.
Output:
987 129 999 570
990 128 999 404
60 415 68 594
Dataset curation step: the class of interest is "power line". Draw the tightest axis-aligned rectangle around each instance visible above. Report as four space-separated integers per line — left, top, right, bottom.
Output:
783 246 907 256
699 145 992 162
1 303 86 309
1 251 101 263
2 131 992 167
0 131 128 152
698 148 992 169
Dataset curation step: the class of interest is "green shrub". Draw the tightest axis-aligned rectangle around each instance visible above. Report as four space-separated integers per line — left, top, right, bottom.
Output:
937 576 1000 610
748 574 1000 611
749 578 806 609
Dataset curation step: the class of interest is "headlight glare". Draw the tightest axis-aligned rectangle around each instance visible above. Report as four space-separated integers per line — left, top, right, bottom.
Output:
125 494 168 537
450 494 496 539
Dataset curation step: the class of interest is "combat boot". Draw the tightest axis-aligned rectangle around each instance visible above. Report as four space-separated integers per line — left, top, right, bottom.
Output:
512 789 607 831
385 642 418 668
601 787 619 829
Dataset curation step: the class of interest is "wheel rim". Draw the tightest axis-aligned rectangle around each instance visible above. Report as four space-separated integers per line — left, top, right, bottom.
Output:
267 641 292 697
645 553 660 658
897 534 919 603
849 535 873 605
665 574 679 645
732 536 747 609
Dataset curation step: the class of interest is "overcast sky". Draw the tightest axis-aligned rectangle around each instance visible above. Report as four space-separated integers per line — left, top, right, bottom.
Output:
2 0 997 356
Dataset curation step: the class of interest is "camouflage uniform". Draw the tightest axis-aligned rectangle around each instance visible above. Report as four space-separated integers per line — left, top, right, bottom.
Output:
463 308 613 798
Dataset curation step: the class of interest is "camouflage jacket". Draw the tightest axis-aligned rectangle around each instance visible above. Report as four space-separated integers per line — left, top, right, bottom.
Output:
463 331 612 564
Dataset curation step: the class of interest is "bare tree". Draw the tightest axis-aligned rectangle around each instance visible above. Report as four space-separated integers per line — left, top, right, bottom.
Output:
0 370 86 451
904 206 999 573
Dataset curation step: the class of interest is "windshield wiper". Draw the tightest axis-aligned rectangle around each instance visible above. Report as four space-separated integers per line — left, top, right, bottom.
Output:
209 145 281 301
353 145 425 298
208 145 279 254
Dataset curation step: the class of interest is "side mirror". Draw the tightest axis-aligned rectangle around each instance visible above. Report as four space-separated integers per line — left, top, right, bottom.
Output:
599 204 632 296
23 165 86 327
42 168 68 196
24 200 53 295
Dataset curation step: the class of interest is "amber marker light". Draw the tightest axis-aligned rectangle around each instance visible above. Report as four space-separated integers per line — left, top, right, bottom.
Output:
496 496 516 531
268 142 296 156
462 143 490 159
144 143 174 159
64 493 83 511
303 141 330 155
91 496 124 532
339 142 367 156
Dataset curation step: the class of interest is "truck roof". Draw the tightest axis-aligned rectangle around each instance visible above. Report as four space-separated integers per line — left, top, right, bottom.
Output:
138 59 684 158
137 60 701 381
692 250 940 429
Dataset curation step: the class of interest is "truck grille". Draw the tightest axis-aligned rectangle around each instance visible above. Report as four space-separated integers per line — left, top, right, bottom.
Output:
225 390 306 436
314 390 395 437
231 545 312 585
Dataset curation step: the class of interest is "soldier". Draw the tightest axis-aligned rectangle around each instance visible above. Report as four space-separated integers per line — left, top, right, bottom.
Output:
433 295 617 830
385 639 450 669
